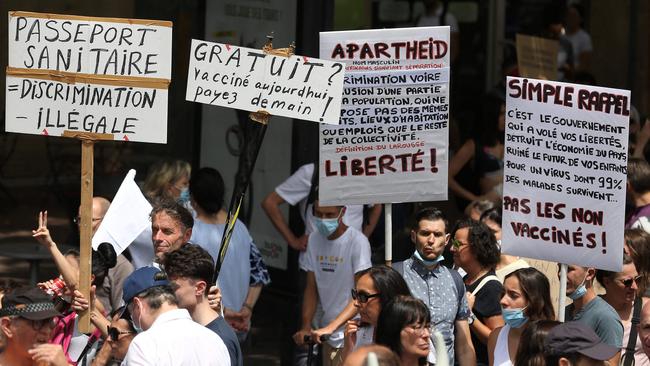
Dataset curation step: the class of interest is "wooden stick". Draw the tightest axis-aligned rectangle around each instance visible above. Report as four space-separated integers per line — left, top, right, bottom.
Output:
78 139 94 333
385 203 392 267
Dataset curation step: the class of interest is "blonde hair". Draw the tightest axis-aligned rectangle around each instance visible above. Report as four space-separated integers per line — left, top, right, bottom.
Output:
143 159 191 199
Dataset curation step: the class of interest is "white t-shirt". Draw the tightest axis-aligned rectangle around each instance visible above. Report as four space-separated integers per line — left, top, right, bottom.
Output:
301 227 372 348
122 308 231 366
276 163 364 233
566 29 593 68
275 163 365 266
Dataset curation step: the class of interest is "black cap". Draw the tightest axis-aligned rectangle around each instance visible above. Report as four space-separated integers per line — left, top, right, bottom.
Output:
545 321 619 361
0 286 60 320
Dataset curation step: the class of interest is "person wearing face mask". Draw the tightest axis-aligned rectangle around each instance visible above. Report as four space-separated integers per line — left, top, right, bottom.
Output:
563 264 623 365
488 267 555 365
120 267 231 366
292 200 372 366
393 208 476 366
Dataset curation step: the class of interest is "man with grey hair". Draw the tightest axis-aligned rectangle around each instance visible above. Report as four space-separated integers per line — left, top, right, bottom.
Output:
149 198 193 265
121 267 230 365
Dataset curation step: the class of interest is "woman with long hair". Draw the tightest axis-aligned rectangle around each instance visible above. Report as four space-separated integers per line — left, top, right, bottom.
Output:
488 267 555 366
597 255 650 366
375 295 431 366
342 265 411 360
513 320 559 366
624 228 650 296
142 159 191 202
450 219 504 365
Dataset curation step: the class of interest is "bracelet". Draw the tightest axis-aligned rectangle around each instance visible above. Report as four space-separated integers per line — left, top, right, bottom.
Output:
242 303 254 311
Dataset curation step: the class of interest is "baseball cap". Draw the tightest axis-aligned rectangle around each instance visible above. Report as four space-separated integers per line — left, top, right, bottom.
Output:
545 321 619 361
122 267 169 305
0 286 60 320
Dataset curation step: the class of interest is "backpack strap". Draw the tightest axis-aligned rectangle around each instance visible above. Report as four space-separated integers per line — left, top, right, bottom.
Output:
470 275 500 296
449 268 466 306
622 297 642 366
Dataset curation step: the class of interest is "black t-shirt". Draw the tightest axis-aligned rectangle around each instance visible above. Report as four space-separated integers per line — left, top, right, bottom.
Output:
464 270 503 366
205 316 243 366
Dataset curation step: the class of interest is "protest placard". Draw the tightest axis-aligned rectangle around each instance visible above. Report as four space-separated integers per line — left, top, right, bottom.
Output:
318 26 450 205
516 34 559 81
501 76 629 271
5 11 172 143
186 40 345 124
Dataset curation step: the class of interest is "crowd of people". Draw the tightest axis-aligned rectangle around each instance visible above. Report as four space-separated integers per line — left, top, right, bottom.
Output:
0 1 649 366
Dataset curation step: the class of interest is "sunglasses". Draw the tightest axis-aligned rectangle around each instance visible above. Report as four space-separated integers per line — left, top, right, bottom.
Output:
451 238 469 249
618 275 642 288
351 289 380 304
16 316 58 331
107 325 133 341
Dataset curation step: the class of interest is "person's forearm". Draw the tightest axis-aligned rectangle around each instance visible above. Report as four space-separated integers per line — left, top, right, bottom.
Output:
470 319 491 345
362 205 382 237
322 300 357 333
91 340 113 366
456 346 476 366
243 285 262 311
449 178 478 203
47 242 80 291
301 284 317 330
262 198 299 245
90 308 110 338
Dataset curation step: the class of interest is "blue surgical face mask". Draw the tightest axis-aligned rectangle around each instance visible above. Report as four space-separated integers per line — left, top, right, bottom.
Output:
178 188 190 204
314 210 342 237
414 250 444 267
568 273 588 300
502 306 528 328
130 302 144 333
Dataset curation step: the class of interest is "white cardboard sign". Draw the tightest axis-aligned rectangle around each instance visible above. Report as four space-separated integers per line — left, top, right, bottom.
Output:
5 12 172 143
318 26 450 205
502 77 629 271
186 39 345 124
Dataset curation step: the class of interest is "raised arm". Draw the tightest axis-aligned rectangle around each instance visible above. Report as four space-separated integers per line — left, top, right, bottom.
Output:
32 211 80 291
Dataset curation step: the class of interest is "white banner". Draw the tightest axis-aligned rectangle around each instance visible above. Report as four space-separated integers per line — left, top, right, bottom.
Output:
5 12 172 143
186 40 345 124
502 77 629 271
318 26 450 205
8 12 172 79
5 75 168 143
92 170 152 256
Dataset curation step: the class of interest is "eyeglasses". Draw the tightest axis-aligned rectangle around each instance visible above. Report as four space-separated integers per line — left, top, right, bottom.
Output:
351 289 381 304
451 238 469 249
16 316 58 331
618 275 642 288
405 323 431 336
107 325 133 341
73 216 104 224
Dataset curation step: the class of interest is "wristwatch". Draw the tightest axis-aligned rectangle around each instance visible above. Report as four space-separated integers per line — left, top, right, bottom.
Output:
468 313 476 325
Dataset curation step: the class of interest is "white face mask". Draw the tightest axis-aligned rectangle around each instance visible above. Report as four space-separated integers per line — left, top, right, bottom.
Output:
131 301 144 333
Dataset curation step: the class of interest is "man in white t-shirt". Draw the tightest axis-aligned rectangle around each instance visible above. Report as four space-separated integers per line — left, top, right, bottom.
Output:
262 163 381 256
292 200 372 366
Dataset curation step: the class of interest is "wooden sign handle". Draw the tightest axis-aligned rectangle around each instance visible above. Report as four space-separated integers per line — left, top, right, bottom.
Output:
77 139 94 333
